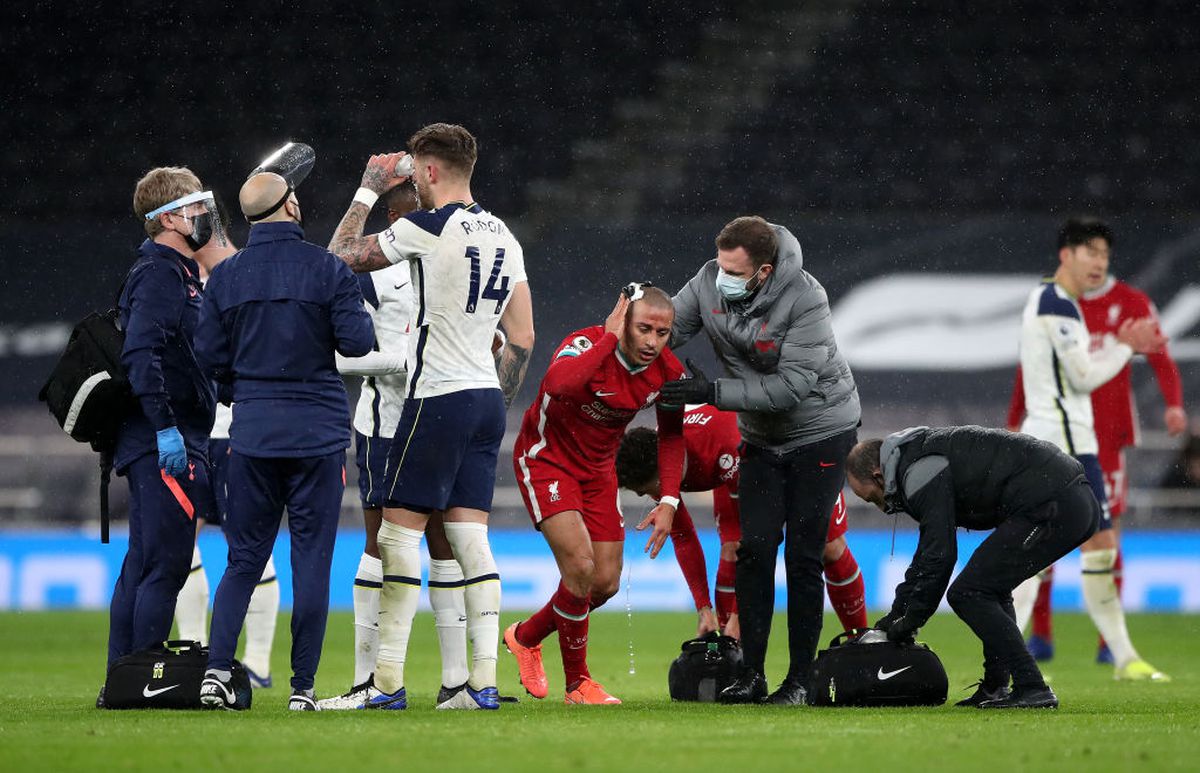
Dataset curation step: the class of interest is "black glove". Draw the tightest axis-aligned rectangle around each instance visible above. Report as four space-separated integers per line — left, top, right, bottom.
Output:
873 612 899 632
659 358 716 407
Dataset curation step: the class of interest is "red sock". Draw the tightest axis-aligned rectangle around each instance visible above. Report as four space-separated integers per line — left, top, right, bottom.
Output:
1032 565 1054 640
552 585 591 689
824 547 867 632
670 502 711 611
517 581 570 647
715 556 737 629
1098 550 1124 650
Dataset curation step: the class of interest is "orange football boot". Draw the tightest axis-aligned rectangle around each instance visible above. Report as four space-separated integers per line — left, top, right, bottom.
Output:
564 677 621 705
504 622 549 699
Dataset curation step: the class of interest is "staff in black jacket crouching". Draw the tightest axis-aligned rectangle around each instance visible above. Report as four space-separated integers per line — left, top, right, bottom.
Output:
845 426 1100 709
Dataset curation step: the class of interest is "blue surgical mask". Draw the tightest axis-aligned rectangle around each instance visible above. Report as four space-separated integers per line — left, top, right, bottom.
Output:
715 266 762 302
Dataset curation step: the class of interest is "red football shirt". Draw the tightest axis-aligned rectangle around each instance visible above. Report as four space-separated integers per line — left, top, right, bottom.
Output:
1007 278 1183 456
515 326 686 499
681 404 741 494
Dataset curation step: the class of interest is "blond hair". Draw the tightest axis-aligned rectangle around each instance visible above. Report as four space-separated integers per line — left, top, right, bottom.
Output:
133 167 202 237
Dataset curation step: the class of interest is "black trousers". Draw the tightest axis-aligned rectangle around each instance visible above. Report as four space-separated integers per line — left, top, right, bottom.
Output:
946 478 1099 689
736 429 857 680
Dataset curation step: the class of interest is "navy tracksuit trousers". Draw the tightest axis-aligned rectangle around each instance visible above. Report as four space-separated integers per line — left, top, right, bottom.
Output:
107 453 214 668
207 450 345 691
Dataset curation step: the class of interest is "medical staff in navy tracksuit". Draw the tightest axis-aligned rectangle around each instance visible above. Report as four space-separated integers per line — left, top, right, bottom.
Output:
107 170 223 675
195 172 374 710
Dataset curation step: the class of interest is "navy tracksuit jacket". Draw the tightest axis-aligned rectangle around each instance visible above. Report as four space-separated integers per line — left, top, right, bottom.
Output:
195 221 373 690
107 239 218 668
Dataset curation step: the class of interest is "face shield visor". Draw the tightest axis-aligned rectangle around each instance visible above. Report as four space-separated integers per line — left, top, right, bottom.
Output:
144 190 226 252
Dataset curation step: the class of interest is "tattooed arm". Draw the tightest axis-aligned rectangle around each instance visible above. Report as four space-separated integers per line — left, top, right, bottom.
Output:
497 281 535 406
328 153 409 273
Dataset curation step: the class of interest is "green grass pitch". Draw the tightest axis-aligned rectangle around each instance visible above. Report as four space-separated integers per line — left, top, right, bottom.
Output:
1 610 1197 771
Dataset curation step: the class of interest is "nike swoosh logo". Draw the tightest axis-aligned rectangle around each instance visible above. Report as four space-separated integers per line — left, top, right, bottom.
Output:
595 391 618 397
877 666 911 681
143 683 181 698
393 282 409 290
835 512 846 525
819 461 836 468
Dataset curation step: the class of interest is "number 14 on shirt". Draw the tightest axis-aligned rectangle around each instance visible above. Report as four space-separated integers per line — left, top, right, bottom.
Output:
465 246 510 314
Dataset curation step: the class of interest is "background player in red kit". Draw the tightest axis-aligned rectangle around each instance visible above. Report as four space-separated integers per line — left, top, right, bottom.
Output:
1007 266 1187 662
506 286 686 705
616 405 868 640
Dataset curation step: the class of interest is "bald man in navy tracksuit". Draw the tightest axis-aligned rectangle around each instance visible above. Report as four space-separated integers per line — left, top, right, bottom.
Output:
195 173 374 710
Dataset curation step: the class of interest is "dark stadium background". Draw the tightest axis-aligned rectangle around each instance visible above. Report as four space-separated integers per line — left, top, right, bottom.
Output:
3 0 1199 531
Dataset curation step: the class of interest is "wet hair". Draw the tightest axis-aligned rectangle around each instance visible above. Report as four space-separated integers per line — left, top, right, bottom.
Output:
615 427 659 490
716 215 778 268
1058 216 1114 251
408 123 478 178
845 439 883 482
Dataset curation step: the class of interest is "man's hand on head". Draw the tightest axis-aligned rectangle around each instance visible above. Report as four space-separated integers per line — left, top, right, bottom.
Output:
361 153 410 195
604 294 629 339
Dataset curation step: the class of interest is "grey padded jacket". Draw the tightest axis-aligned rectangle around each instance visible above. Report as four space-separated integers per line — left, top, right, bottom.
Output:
670 224 860 452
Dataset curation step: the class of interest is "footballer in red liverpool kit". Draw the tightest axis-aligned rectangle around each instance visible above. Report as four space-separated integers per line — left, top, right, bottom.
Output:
1008 275 1186 661
617 405 867 639
506 288 686 705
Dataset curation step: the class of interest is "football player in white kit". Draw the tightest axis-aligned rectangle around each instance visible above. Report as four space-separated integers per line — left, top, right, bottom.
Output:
320 182 479 709
1013 217 1169 682
174 217 280 687
328 123 535 710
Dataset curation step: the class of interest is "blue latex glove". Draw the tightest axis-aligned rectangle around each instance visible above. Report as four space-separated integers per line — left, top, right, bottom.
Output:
156 427 188 477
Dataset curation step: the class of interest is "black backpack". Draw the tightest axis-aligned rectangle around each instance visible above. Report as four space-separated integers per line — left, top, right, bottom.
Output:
102 640 252 710
668 631 743 702
808 629 948 707
38 285 139 542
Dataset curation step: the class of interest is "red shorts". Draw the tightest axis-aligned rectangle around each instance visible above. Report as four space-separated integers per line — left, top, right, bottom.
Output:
712 486 742 544
711 488 847 542
513 454 624 542
1099 448 1128 519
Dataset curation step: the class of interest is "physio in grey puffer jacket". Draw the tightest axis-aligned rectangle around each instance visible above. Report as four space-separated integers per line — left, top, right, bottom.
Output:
663 216 861 705
669 222 860 452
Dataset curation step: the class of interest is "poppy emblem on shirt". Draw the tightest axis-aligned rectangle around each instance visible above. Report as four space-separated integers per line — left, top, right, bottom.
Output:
754 339 778 352
188 286 198 298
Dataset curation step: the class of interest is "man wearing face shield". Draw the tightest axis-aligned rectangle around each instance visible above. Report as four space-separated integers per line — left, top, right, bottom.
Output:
662 216 861 705
195 171 375 711
106 167 225 678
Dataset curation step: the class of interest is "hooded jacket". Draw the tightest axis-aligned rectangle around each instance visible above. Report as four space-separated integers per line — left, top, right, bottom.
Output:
879 425 1087 638
670 224 860 452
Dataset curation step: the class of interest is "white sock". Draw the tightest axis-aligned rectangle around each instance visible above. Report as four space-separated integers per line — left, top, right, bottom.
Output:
444 522 501 690
1081 548 1140 667
175 544 209 645
1011 573 1043 634
376 521 424 694
428 558 469 689
353 553 383 685
241 555 279 678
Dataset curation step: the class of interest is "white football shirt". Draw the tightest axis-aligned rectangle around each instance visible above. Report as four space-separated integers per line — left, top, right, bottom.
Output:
337 262 414 438
379 202 526 399
1018 280 1132 456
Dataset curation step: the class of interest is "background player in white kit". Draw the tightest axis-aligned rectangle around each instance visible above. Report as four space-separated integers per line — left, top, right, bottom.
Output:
1012 218 1169 682
328 123 535 710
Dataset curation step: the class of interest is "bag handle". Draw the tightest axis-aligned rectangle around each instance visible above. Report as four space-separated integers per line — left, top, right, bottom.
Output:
827 627 874 647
